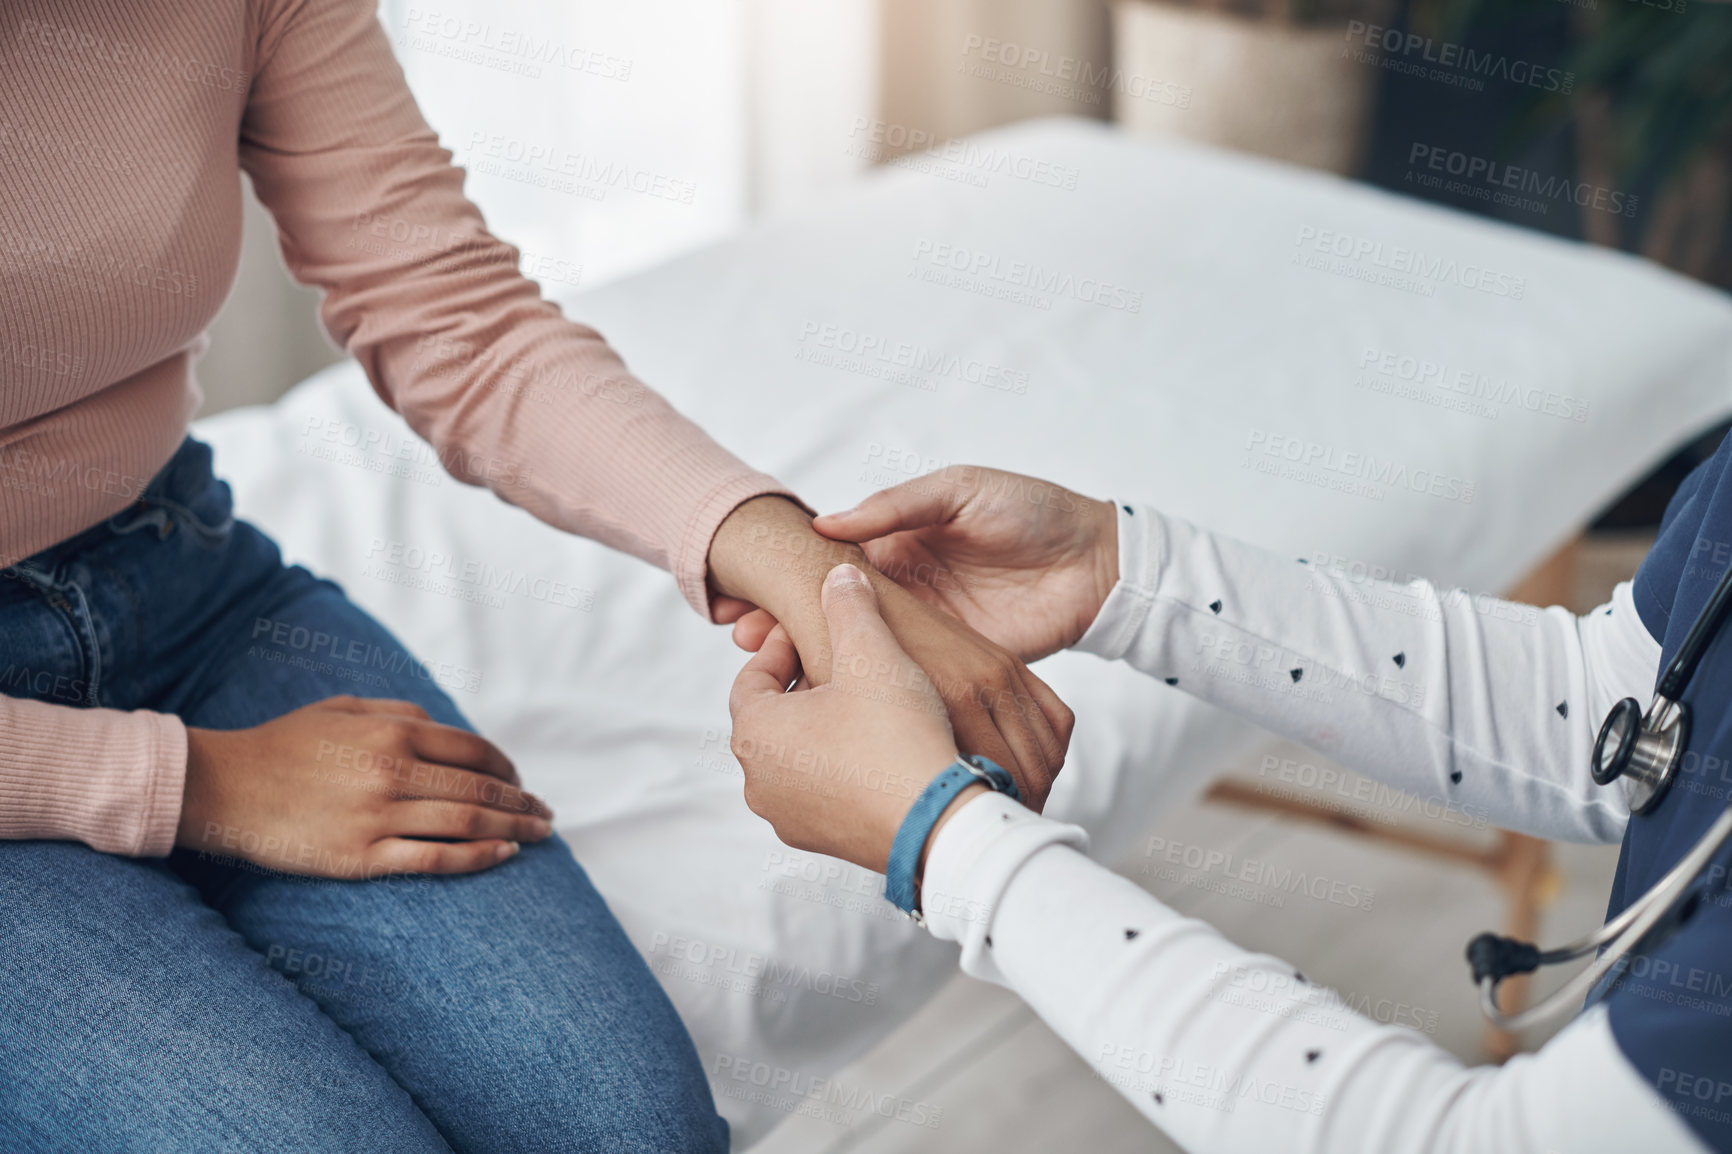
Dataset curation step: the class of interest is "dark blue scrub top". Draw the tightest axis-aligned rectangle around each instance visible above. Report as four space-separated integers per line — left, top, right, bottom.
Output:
1595 427 1732 1151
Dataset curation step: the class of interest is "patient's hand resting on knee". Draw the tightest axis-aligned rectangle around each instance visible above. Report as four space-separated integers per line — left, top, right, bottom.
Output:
177 696 554 879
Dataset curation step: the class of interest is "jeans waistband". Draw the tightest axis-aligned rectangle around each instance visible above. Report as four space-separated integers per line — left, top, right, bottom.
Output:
0 437 217 595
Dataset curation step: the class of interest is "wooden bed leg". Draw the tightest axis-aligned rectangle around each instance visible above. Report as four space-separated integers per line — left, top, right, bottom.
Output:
1483 832 1558 1063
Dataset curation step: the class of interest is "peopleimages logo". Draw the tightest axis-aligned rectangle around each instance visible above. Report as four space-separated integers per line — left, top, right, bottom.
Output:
1407 143 1638 219
1294 226 1527 300
398 9 633 81
847 117 1082 192
909 239 1144 313
1244 428 1476 504
798 321 1030 395
1095 1043 1329 1116
710 1054 944 1129
1358 346 1589 424
648 933 881 1005
1141 834 1376 910
1343 21 1574 94
958 34 1191 109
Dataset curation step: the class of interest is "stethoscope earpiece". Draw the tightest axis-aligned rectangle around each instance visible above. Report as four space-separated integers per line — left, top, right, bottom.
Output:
1465 933 1540 986
1473 805 1732 1031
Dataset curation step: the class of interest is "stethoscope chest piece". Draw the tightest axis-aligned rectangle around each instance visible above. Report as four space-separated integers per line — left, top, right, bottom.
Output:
1473 560 1732 1030
1592 694 1690 816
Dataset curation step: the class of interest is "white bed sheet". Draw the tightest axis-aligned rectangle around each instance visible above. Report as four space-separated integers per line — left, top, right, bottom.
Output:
195 118 1732 1146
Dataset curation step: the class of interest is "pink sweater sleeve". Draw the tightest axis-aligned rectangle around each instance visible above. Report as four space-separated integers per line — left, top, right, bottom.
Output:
2 0 795 860
238 0 795 616
0 695 187 857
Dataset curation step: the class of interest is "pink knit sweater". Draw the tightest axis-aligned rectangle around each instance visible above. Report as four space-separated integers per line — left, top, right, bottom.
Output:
0 0 790 856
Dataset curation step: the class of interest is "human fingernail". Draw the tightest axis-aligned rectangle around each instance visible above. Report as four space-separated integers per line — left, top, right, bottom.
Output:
823 564 868 611
531 818 553 838
827 563 866 588
497 841 520 861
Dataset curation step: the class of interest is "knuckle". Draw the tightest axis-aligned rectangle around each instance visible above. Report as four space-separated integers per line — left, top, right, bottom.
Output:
741 783 767 817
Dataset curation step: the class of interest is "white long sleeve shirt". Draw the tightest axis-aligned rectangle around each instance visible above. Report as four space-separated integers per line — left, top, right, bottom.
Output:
919 503 1705 1153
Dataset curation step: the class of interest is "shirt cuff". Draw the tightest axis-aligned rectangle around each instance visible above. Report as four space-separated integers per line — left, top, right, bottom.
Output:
0 702 188 857
921 790 1088 975
136 712 190 857
1074 501 1163 662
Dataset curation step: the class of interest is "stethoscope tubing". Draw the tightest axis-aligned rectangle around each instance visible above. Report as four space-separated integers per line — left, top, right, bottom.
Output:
1479 804 1732 1031
1474 559 1732 1029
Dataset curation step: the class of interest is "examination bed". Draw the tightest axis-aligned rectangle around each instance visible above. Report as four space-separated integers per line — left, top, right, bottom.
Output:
195 118 1732 1146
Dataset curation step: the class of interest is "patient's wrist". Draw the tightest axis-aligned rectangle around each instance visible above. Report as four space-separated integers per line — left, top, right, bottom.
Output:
709 497 863 604
708 496 868 677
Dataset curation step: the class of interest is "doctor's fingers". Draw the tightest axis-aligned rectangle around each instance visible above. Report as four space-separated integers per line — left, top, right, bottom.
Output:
814 469 980 543
822 566 922 678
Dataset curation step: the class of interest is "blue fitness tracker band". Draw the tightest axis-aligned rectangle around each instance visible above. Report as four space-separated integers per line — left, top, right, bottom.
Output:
885 754 1019 923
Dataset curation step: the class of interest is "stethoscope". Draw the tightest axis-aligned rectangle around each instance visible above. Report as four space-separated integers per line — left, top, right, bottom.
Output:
1468 561 1732 1031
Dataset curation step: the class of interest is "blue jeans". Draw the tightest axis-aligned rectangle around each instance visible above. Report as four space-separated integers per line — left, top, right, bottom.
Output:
0 439 728 1153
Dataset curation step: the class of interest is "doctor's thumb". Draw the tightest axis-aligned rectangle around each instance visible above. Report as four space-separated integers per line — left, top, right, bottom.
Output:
821 564 902 684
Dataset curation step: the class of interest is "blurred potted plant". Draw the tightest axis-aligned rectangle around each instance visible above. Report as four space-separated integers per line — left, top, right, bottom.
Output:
1112 0 1393 175
1434 0 1732 282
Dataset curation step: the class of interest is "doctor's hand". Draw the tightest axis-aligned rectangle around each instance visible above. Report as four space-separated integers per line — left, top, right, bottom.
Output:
709 496 1071 809
737 468 1118 664
728 564 979 874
